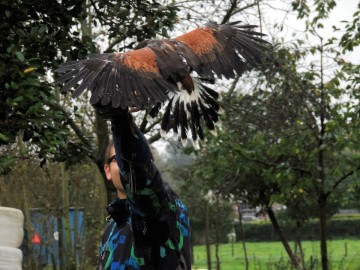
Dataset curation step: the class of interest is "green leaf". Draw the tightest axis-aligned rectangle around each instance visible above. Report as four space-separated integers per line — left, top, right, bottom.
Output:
21 78 40 87
10 81 19 89
38 25 48 34
0 133 9 142
12 96 24 103
16 51 25 62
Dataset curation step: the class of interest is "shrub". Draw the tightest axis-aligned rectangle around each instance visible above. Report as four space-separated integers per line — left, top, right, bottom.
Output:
235 216 360 242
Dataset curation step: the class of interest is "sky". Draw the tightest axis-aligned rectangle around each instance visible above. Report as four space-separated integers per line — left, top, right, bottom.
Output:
262 0 359 63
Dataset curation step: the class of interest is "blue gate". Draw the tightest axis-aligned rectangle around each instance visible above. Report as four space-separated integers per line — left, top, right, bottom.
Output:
29 207 84 267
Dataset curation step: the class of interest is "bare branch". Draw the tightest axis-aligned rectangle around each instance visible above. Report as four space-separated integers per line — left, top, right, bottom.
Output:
221 0 239 24
44 100 97 162
148 132 161 144
226 75 240 98
227 143 312 176
326 165 360 198
139 111 149 133
230 2 259 18
144 117 162 134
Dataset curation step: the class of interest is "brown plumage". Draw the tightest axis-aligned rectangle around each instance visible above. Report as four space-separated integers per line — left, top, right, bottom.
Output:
56 21 271 146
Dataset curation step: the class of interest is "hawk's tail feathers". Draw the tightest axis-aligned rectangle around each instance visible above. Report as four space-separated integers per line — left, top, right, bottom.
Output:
160 78 222 147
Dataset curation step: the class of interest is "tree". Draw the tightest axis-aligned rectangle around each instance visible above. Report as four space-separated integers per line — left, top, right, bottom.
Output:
175 168 234 269
0 0 178 201
178 2 360 270
0 0 90 166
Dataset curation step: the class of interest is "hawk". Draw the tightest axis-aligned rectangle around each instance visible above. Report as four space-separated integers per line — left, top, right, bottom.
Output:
56 21 271 146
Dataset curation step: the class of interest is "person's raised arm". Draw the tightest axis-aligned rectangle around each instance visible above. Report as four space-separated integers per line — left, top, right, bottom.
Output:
107 109 167 219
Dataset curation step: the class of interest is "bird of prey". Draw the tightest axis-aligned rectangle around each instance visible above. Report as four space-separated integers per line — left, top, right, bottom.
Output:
56 21 270 146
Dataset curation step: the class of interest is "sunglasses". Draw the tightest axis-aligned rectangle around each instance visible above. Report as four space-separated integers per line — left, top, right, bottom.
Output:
107 155 116 164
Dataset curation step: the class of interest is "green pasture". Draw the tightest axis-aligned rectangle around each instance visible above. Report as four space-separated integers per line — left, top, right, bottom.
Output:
192 239 360 270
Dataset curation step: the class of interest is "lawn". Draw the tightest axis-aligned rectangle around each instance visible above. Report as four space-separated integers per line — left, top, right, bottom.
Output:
192 239 360 270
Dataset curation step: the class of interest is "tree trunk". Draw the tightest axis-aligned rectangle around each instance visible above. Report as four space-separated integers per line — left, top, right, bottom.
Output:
318 196 328 270
61 163 76 269
236 202 249 270
57 213 65 270
266 207 299 268
294 222 305 270
214 200 221 270
205 202 212 270
295 238 305 270
73 207 79 269
317 35 329 270
191 240 194 265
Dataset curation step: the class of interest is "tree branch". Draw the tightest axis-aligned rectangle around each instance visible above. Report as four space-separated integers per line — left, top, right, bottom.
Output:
228 2 259 20
89 0 107 25
221 0 239 24
227 143 312 176
144 117 162 134
139 110 149 133
256 0 263 33
326 164 360 198
44 100 97 162
148 132 161 144
226 75 240 98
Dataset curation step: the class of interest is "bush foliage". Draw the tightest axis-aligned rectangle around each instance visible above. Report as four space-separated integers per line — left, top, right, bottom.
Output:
234 216 360 242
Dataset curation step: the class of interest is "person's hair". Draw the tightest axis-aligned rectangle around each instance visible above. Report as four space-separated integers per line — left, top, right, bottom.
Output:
104 140 114 165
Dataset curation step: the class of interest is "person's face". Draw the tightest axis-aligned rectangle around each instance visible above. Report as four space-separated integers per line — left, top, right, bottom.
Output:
104 145 127 199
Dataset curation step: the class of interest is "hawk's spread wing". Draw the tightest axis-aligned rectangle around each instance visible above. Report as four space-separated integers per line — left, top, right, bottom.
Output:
56 49 176 109
174 22 269 80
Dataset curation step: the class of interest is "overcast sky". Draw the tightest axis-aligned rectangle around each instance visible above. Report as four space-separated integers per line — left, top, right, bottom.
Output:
262 0 359 63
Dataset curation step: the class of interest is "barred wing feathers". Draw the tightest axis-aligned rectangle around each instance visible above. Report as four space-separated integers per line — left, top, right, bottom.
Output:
56 21 271 145
174 22 269 80
56 49 176 109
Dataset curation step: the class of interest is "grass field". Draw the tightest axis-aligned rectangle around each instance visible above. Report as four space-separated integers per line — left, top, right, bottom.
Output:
192 239 360 270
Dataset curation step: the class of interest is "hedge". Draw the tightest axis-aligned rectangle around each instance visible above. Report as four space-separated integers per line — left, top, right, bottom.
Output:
235 218 360 242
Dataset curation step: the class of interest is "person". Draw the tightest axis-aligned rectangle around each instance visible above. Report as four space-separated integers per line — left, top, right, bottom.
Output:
97 108 191 270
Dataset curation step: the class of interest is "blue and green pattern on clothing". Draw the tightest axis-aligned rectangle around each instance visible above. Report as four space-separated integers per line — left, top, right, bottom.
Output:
98 194 191 270
98 219 141 270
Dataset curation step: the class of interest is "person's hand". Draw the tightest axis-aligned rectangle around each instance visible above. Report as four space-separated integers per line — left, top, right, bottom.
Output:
95 105 141 119
95 105 128 120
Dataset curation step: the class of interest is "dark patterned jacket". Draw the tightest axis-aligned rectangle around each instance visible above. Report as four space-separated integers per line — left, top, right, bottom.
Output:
98 185 191 270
